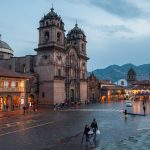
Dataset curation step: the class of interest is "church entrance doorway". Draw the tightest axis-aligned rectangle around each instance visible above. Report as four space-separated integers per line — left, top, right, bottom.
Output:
70 89 75 103
92 93 96 103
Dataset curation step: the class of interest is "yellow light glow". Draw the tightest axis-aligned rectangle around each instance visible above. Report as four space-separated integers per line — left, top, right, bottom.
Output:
20 81 24 88
133 90 138 94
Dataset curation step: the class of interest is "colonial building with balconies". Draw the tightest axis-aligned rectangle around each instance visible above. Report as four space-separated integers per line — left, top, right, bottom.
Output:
0 67 31 112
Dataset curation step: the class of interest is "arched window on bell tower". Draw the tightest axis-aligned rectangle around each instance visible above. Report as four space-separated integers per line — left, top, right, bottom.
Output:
57 32 62 43
46 21 49 26
37 7 65 49
44 31 49 42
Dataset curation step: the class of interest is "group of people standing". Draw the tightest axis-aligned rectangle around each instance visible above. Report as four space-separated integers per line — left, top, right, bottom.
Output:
82 118 99 148
23 101 36 115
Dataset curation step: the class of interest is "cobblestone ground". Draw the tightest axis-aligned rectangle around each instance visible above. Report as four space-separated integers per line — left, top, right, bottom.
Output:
94 114 150 150
1 101 150 150
94 130 150 150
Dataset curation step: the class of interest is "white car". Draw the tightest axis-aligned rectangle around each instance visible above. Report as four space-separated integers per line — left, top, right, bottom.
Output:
125 100 133 107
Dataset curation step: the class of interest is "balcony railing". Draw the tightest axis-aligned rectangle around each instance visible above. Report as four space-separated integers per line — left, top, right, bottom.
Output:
0 86 25 92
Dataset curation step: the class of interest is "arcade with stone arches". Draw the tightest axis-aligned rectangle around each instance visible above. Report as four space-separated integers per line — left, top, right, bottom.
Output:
0 94 20 112
0 93 36 112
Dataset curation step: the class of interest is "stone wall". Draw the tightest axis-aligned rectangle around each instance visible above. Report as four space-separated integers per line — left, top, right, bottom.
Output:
54 80 65 104
80 81 87 102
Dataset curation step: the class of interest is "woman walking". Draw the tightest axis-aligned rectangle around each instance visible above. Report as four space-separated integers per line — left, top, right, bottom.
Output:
82 124 90 147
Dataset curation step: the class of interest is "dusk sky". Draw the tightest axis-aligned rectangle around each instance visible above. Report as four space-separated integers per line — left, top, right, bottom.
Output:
0 0 150 71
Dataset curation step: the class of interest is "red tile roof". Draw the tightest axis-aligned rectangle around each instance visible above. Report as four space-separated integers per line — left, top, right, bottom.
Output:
0 67 32 79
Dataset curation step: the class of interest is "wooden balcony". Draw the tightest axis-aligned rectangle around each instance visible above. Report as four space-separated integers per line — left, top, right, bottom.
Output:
0 86 25 92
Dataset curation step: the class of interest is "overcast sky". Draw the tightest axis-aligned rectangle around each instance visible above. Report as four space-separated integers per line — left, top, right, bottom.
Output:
0 0 150 71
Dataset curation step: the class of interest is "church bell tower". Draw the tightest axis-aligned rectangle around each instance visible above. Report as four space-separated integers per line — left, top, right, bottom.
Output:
35 7 66 105
37 7 65 52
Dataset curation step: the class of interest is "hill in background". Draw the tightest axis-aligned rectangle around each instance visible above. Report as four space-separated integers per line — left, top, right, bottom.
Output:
88 63 150 82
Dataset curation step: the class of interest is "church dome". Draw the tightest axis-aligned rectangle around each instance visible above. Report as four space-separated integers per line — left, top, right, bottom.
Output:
39 7 64 30
0 38 13 59
68 23 85 36
42 8 61 21
0 40 12 50
128 68 136 75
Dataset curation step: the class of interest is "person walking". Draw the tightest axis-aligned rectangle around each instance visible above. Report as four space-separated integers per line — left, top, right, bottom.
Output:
82 124 90 147
124 109 128 120
88 127 95 148
143 100 145 106
143 104 146 116
23 105 26 115
91 118 98 141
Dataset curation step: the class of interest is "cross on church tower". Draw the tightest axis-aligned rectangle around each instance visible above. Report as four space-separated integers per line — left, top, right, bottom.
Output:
51 3 53 11
50 0 54 12
76 20 78 26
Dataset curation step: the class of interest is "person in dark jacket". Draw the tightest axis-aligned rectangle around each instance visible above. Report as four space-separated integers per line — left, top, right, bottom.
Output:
143 104 146 116
83 124 90 146
91 118 98 141
23 105 26 115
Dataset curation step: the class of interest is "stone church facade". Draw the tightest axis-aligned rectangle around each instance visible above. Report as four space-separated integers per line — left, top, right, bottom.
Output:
0 7 89 106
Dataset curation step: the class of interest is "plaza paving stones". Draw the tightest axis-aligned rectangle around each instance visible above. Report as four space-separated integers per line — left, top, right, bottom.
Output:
94 115 150 150
137 116 150 130
94 130 150 150
1 102 150 150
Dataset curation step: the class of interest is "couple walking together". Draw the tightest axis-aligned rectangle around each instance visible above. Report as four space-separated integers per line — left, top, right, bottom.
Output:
83 118 99 148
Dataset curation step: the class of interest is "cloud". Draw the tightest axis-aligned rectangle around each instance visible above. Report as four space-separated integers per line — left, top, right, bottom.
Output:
64 0 143 19
88 34 150 70
97 25 133 36
89 0 142 19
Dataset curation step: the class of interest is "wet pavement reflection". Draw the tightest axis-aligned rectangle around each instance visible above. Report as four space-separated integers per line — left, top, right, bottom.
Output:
0 101 150 150
126 101 150 115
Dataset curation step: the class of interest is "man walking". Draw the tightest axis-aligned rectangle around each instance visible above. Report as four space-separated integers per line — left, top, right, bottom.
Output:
91 118 98 141
143 104 146 116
